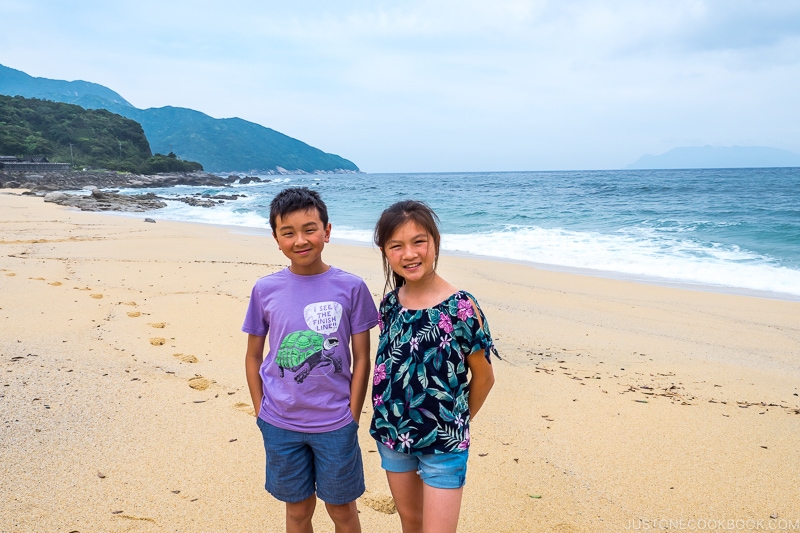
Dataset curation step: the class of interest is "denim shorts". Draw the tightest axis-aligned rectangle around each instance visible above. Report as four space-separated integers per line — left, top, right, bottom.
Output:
256 418 365 505
377 444 469 489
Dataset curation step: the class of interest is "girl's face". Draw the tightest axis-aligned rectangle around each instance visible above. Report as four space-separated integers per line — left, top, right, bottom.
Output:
384 220 436 284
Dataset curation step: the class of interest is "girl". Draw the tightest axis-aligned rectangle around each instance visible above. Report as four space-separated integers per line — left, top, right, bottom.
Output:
370 200 497 533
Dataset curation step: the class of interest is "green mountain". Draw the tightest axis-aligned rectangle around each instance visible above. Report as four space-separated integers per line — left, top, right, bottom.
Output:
0 64 359 173
0 94 202 174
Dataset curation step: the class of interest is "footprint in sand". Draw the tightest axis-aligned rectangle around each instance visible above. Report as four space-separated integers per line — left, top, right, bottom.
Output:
127 311 141 317
188 376 211 390
233 402 255 416
48 281 62 286
173 353 198 363
149 322 166 328
149 337 166 346
90 294 103 299
4 272 15 277
361 495 397 515
30 277 45 281
123 301 138 306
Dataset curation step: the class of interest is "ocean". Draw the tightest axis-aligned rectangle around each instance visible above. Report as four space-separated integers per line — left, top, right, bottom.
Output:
113 168 800 300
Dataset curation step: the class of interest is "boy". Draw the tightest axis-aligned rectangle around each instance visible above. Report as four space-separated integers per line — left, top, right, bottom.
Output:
243 187 378 533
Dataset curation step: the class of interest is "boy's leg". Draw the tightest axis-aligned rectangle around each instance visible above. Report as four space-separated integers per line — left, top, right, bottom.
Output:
257 418 317 531
308 421 365 532
324 500 361 533
286 494 317 533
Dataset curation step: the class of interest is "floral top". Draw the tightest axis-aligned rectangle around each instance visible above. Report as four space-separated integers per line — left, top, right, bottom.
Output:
369 289 497 455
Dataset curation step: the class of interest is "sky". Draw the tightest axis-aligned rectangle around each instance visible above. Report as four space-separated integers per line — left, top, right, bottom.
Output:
2 0 799 173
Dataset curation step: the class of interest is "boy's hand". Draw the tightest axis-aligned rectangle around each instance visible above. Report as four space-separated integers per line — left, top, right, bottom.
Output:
349 330 371 425
245 334 266 416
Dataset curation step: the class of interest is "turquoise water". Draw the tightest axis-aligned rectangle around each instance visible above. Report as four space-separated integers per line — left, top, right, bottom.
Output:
118 167 800 298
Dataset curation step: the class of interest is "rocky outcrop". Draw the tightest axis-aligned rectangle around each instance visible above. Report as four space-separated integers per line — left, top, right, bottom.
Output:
3 169 255 213
43 189 167 212
1 170 236 192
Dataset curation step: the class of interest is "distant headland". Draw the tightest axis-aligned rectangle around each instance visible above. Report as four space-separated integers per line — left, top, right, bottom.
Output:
627 145 800 170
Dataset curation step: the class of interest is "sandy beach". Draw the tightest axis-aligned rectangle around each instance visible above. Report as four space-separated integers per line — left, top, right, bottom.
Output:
1 190 799 533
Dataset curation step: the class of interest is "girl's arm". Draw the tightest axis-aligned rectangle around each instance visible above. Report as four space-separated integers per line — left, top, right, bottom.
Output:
245 334 266 415
349 330 371 424
465 349 495 419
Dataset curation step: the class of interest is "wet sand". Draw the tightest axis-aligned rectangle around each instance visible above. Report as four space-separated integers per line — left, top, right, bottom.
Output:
1 191 799 532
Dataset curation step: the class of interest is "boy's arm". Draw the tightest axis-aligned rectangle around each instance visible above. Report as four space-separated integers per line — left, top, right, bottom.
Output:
465 349 495 419
245 334 266 416
349 330 371 424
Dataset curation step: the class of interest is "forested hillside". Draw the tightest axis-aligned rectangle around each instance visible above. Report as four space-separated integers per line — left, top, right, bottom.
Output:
0 95 202 173
0 64 358 173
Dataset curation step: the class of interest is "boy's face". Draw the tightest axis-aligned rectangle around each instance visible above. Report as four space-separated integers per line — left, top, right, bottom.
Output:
273 208 331 275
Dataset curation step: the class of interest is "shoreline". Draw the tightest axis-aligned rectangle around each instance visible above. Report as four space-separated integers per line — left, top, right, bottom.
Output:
61 195 800 304
2 191 799 532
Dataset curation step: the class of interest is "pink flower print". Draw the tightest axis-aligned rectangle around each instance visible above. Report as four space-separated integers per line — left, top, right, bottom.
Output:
457 298 474 321
373 394 384 407
373 363 387 385
438 312 454 333
439 334 452 350
409 336 419 352
383 437 395 449
458 428 470 450
398 433 414 450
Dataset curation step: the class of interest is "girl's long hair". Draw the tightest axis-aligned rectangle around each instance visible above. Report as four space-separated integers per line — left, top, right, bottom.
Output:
374 200 441 294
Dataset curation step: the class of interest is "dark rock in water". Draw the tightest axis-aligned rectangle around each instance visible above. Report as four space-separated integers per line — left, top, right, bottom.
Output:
4 181 20 188
238 176 262 185
144 218 156 223
179 196 219 208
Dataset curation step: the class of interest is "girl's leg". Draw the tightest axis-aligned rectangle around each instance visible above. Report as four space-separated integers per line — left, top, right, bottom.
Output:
324 500 361 533
285 494 316 533
421 484 463 533
386 470 424 533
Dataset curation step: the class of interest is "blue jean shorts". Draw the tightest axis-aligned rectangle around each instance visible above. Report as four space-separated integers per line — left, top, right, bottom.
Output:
377 444 469 489
256 418 365 505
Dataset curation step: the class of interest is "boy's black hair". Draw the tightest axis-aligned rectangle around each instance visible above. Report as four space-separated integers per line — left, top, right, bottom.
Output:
269 187 329 232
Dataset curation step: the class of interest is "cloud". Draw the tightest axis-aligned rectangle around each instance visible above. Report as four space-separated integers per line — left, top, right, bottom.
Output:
2 0 799 171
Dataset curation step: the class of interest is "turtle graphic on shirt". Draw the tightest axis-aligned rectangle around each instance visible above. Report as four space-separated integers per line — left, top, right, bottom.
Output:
276 330 342 384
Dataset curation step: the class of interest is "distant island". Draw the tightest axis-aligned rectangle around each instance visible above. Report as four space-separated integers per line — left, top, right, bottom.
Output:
627 145 800 170
0 94 202 174
0 64 359 174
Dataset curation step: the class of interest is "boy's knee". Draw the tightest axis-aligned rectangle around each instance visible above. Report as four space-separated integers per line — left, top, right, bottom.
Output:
286 496 316 524
325 500 359 523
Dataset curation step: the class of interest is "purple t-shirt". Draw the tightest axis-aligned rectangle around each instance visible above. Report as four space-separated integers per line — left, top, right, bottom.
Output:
242 266 378 433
